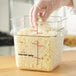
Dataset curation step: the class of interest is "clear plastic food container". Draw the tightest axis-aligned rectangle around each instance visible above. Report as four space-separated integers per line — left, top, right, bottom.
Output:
12 16 64 71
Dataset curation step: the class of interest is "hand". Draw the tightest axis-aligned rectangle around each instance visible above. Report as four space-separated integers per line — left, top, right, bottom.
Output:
30 0 73 26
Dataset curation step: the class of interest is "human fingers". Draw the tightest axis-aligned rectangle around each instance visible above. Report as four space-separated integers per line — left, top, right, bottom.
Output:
29 6 34 26
33 5 40 25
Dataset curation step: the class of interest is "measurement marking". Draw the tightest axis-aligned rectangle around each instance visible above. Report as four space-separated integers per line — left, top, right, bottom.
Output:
18 53 43 60
32 43 44 47
32 40 44 65
18 53 34 57
31 21 40 34
18 54 27 56
37 41 38 65
34 57 43 60
36 22 38 34
32 22 42 34
28 54 34 57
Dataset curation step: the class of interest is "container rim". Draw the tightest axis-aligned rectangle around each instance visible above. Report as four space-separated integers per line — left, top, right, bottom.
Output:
11 15 67 23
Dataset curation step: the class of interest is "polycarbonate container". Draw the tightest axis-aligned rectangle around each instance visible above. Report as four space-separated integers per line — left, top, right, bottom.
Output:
12 16 65 71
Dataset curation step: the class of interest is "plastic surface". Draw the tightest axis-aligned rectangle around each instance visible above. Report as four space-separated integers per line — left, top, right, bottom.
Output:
12 16 64 71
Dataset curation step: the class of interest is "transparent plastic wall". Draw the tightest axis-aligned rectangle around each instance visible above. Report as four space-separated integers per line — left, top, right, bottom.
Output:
12 16 65 71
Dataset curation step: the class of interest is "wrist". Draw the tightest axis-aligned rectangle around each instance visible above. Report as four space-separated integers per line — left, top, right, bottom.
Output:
68 0 73 6
61 0 73 6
